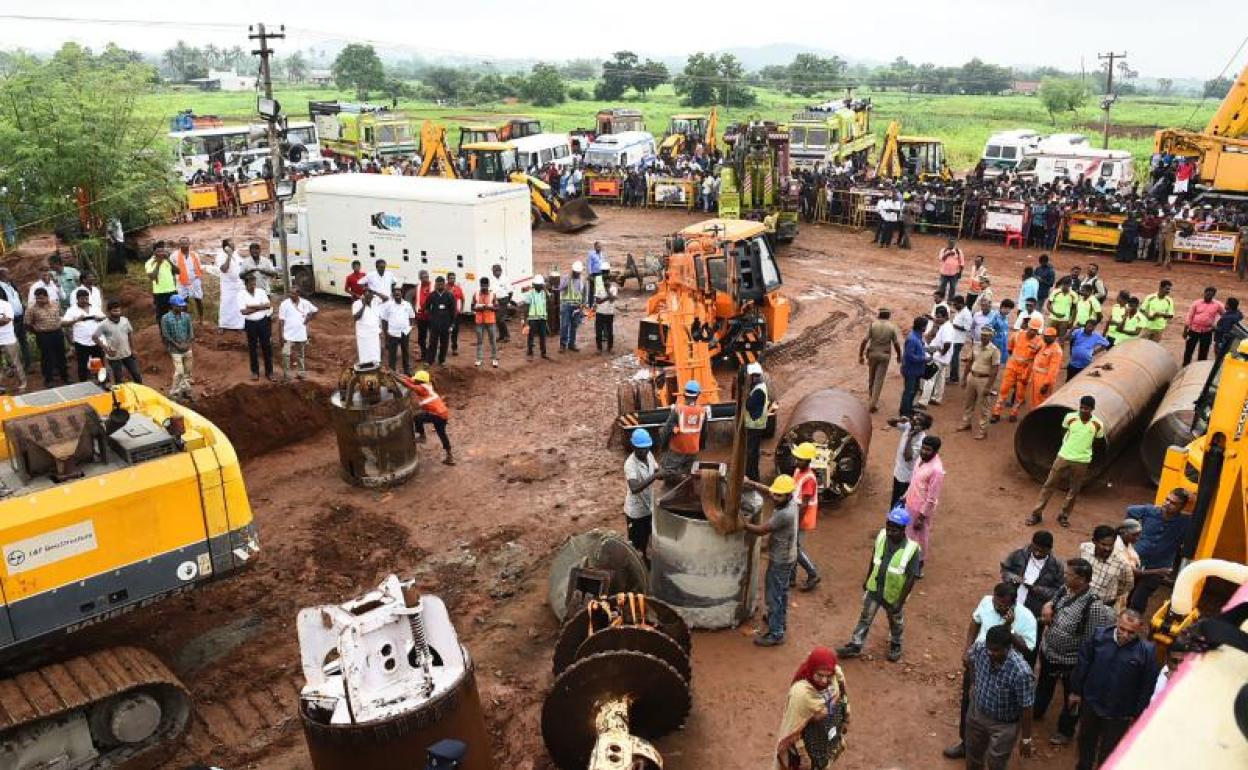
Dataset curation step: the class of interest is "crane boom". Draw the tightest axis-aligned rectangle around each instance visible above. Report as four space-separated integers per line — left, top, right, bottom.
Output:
1205 59 1248 138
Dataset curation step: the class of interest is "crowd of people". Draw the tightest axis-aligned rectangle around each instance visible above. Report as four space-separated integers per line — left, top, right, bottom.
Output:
613 237 1226 769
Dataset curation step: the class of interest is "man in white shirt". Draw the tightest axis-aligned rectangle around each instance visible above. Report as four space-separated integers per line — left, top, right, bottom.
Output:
352 289 384 366
365 259 396 298
78 273 104 316
27 268 60 308
276 285 318 380
919 308 955 407
238 274 274 381
876 194 900 248
0 296 27 392
0 266 29 372
623 428 660 559
948 295 975 384
61 289 106 383
241 243 280 293
380 285 416 375
1012 297 1045 331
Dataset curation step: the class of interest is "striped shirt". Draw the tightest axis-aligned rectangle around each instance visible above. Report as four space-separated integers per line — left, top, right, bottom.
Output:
1041 587 1116 666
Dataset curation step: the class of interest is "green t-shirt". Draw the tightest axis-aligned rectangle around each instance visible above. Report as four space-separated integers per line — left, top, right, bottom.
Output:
145 258 177 294
1049 290 1075 321
1141 293 1174 332
1059 412 1104 464
1074 296 1102 326
1107 309 1144 344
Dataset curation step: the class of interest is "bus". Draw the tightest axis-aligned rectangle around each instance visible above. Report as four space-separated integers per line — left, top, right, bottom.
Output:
169 121 320 181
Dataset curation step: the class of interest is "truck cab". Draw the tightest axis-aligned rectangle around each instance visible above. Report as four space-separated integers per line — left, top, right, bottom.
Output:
596 108 645 136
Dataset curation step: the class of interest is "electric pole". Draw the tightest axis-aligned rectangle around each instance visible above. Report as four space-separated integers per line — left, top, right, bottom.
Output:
1098 51 1126 149
250 23 289 288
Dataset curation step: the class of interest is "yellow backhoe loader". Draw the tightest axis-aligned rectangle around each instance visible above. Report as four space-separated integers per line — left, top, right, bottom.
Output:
0 381 258 766
658 107 718 162
876 120 952 182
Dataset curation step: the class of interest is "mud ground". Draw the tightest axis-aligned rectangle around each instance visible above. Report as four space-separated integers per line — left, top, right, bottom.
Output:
8 207 1240 769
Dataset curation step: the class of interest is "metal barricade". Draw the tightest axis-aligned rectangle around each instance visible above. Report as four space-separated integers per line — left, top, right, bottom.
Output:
1060 213 1125 253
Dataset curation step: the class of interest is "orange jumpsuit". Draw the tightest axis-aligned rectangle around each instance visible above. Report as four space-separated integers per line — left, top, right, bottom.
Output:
994 331 1043 419
1028 342 1064 409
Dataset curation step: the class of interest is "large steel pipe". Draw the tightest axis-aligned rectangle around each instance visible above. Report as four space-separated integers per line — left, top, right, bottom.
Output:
1141 360 1214 485
1015 339 1177 483
774 388 872 499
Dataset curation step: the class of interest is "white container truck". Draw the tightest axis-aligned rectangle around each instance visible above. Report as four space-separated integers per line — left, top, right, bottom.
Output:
277 174 534 298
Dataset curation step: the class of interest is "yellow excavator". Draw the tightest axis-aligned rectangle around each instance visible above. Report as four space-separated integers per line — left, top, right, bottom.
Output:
658 107 718 162
0 381 258 766
1155 58 1248 197
616 218 790 438
417 120 597 231
1151 327 1248 648
875 120 952 182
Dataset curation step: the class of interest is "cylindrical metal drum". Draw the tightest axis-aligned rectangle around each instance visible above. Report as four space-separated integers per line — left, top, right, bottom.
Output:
301 652 492 770
648 474 762 629
330 364 419 487
1141 360 1214 484
774 388 872 498
1015 340 1178 482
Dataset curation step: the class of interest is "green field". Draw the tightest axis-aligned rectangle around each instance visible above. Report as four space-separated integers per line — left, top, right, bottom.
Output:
146 83 1218 173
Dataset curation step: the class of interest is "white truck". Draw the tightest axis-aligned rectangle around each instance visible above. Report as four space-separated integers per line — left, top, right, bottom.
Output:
1015 146 1135 191
276 174 534 298
980 129 1041 177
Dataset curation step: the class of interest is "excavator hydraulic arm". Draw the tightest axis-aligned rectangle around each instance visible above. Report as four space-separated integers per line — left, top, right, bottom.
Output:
418 121 458 178
1206 59 1248 138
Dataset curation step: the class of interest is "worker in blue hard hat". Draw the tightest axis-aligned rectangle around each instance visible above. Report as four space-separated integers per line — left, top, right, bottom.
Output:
160 292 194 402
623 428 660 559
836 506 922 663
658 379 711 484
743 474 800 647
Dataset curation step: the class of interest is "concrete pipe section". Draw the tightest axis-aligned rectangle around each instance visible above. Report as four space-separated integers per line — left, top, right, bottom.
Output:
330 363 420 488
774 388 872 499
1141 360 1215 485
649 472 764 629
1015 339 1178 483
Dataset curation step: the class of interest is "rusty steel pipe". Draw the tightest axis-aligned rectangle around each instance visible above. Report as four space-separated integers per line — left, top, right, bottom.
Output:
1015 340 1178 483
774 388 872 498
1141 360 1214 485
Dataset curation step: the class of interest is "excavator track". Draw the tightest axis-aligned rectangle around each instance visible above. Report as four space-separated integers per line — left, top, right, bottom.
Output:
0 646 190 769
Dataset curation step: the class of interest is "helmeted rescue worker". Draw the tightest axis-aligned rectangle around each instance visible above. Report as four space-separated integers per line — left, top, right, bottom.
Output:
837 506 922 663
402 369 455 466
659 379 711 483
1028 327 1064 409
993 317 1044 422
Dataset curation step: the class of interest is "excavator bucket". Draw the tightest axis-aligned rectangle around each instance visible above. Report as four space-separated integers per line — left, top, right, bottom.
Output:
553 196 598 232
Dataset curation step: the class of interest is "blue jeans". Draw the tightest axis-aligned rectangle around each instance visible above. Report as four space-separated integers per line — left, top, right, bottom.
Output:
765 560 794 639
560 303 581 348
901 374 922 415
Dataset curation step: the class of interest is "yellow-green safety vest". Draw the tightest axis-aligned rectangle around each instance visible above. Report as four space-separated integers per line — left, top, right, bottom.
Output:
744 382 770 430
865 529 919 605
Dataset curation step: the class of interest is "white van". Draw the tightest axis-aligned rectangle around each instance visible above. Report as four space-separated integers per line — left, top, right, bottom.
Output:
981 129 1040 177
583 131 657 169
511 133 574 173
1038 133 1089 149
278 175 533 298
1016 147 1135 191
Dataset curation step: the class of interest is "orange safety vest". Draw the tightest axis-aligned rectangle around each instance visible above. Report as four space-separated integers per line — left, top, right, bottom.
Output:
411 382 449 419
474 291 497 325
669 403 705 455
793 467 820 531
175 249 203 286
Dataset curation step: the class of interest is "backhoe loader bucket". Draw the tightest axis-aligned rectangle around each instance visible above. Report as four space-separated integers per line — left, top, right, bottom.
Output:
554 196 598 232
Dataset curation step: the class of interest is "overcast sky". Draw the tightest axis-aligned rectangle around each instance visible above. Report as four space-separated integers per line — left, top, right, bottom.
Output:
1 2 1245 79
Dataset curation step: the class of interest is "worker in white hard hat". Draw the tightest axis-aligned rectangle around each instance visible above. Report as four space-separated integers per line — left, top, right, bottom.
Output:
742 362 770 481
592 259 619 355
557 260 588 352
659 379 711 483
520 275 550 359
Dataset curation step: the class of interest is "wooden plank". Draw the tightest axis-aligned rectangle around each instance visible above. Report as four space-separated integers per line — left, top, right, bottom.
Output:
0 677 38 727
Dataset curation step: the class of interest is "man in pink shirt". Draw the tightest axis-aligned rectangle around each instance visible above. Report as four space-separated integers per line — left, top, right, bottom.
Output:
938 237 965 301
904 435 945 578
1183 286 1224 365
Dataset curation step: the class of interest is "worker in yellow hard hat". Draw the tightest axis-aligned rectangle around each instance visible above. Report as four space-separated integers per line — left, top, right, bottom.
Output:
743 473 801 646
401 369 454 465
789 442 822 591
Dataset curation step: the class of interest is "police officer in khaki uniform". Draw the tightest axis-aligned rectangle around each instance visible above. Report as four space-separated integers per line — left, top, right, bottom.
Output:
958 325 1002 440
858 308 902 413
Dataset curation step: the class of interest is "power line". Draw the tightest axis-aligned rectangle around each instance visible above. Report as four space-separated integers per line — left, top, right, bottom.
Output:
1181 31 1248 130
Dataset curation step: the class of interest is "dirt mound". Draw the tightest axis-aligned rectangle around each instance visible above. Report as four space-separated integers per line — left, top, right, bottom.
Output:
308 502 420 584
195 379 331 459
497 447 567 483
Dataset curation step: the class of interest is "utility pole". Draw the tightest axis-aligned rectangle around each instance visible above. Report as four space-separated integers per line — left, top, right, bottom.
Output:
1097 51 1126 149
250 23 289 288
